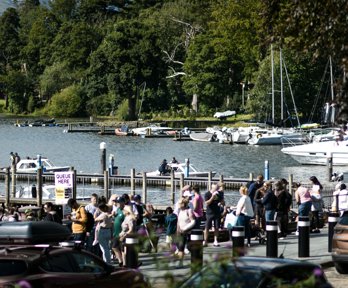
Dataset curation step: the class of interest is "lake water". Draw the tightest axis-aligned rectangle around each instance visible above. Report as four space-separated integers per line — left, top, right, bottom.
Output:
0 117 340 205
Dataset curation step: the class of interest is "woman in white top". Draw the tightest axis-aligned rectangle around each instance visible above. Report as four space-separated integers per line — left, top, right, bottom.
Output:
235 185 254 247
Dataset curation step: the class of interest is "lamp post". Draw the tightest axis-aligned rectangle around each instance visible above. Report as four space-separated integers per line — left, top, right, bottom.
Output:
100 142 106 174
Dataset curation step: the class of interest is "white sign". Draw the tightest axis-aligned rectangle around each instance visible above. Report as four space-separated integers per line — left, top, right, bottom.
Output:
54 171 73 205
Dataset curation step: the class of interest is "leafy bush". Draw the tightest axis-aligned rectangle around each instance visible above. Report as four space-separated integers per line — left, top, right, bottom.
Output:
45 84 82 117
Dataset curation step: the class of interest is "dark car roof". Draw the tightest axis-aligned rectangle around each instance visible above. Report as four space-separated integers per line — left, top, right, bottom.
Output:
233 256 319 271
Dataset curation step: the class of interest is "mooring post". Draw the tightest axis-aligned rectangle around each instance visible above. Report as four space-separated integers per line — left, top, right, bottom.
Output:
327 151 333 182
71 167 77 200
5 167 10 208
289 174 293 208
184 158 190 177
130 169 135 195
179 173 184 192
249 173 254 182
36 167 43 207
104 170 109 200
264 160 269 180
170 169 175 205
100 142 106 174
142 172 147 204
208 171 213 190
11 161 16 198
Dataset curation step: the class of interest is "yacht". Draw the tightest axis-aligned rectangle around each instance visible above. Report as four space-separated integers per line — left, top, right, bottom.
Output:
281 138 348 165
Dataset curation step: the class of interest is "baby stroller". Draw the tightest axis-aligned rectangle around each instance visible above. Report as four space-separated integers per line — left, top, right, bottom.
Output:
250 218 266 244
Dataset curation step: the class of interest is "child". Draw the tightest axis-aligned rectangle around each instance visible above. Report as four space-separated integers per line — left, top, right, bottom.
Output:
165 207 177 252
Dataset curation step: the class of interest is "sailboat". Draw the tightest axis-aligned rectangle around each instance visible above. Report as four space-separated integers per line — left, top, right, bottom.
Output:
248 46 305 145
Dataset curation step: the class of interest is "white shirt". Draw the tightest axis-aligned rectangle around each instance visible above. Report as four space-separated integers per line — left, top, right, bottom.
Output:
334 189 348 215
236 195 254 217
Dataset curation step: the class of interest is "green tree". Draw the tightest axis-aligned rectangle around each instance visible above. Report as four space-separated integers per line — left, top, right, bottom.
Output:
261 0 348 123
87 18 167 119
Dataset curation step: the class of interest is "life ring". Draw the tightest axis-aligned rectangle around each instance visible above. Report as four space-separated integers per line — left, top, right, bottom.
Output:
257 133 262 139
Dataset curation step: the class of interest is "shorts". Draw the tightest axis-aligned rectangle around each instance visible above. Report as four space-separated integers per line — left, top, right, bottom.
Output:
205 214 221 230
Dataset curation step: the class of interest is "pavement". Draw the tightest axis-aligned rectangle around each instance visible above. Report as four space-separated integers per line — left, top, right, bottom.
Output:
138 226 334 287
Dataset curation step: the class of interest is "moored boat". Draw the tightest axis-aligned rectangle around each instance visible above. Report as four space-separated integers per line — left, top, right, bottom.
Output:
189 132 216 142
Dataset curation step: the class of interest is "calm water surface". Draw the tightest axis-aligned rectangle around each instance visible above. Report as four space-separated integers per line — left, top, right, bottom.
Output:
0 118 338 205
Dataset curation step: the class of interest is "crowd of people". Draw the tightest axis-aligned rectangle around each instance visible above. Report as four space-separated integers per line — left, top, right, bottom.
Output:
1 174 348 268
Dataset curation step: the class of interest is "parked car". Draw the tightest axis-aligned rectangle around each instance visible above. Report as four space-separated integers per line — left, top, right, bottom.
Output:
332 210 348 273
179 256 332 288
0 221 149 287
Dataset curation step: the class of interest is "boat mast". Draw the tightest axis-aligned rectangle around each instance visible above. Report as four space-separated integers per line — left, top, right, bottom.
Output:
271 45 275 124
330 56 334 101
280 48 284 123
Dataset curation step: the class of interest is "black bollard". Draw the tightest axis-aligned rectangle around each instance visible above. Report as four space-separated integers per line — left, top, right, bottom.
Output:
266 220 278 258
298 216 310 257
125 235 139 268
190 229 204 274
232 226 245 256
328 212 340 252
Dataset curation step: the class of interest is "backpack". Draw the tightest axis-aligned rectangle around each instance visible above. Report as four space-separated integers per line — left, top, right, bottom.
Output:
85 211 95 233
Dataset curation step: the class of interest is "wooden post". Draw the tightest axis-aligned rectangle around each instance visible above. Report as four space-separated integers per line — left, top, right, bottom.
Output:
130 169 135 195
170 170 175 205
289 174 293 208
142 172 147 204
36 167 43 207
5 168 10 208
179 173 184 192
104 170 109 200
219 174 224 183
249 173 254 182
100 142 106 174
73 169 77 200
11 162 16 198
208 171 213 190
327 152 333 182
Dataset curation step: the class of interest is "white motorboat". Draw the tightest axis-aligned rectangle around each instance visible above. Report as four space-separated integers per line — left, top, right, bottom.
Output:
146 162 216 177
131 125 173 136
206 127 233 144
15 158 71 173
16 185 56 199
190 132 216 142
281 138 348 165
248 128 306 145
230 126 261 144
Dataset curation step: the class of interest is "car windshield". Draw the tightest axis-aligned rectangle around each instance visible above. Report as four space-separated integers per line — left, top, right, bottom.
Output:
339 213 348 225
0 260 27 276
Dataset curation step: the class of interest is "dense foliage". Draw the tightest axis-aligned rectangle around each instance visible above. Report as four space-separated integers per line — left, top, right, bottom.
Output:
0 0 345 123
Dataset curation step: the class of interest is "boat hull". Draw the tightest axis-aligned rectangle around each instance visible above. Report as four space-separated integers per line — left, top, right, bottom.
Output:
281 140 348 165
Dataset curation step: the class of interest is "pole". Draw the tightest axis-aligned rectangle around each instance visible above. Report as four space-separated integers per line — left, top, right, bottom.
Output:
104 170 109 200
298 216 310 257
190 229 204 274
184 158 190 177
327 152 333 182
100 142 106 174
328 212 340 252
5 167 10 208
266 220 278 258
232 226 245 257
36 167 43 207
264 160 269 181
11 161 16 198
170 170 175 205
130 169 135 195
142 172 147 204
125 235 139 268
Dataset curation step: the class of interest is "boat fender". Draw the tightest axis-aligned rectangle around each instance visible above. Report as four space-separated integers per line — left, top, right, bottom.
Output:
257 133 262 138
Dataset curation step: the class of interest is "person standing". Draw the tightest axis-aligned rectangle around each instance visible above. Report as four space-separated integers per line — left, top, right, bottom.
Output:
333 183 348 215
309 176 323 233
165 207 178 252
94 203 113 264
254 185 266 230
191 185 204 229
42 202 62 224
67 198 88 242
262 181 278 222
294 182 312 235
248 174 264 208
275 181 290 238
112 197 126 267
235 186 254 247
204 183 224 247
84 193 99 253
176 198 195 268
119 205 137 266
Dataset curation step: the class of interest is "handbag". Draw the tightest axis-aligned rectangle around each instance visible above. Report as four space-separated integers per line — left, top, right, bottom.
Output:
224 210 238 229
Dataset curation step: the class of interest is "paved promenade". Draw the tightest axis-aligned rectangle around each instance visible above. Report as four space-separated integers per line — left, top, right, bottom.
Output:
138 226 333 287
